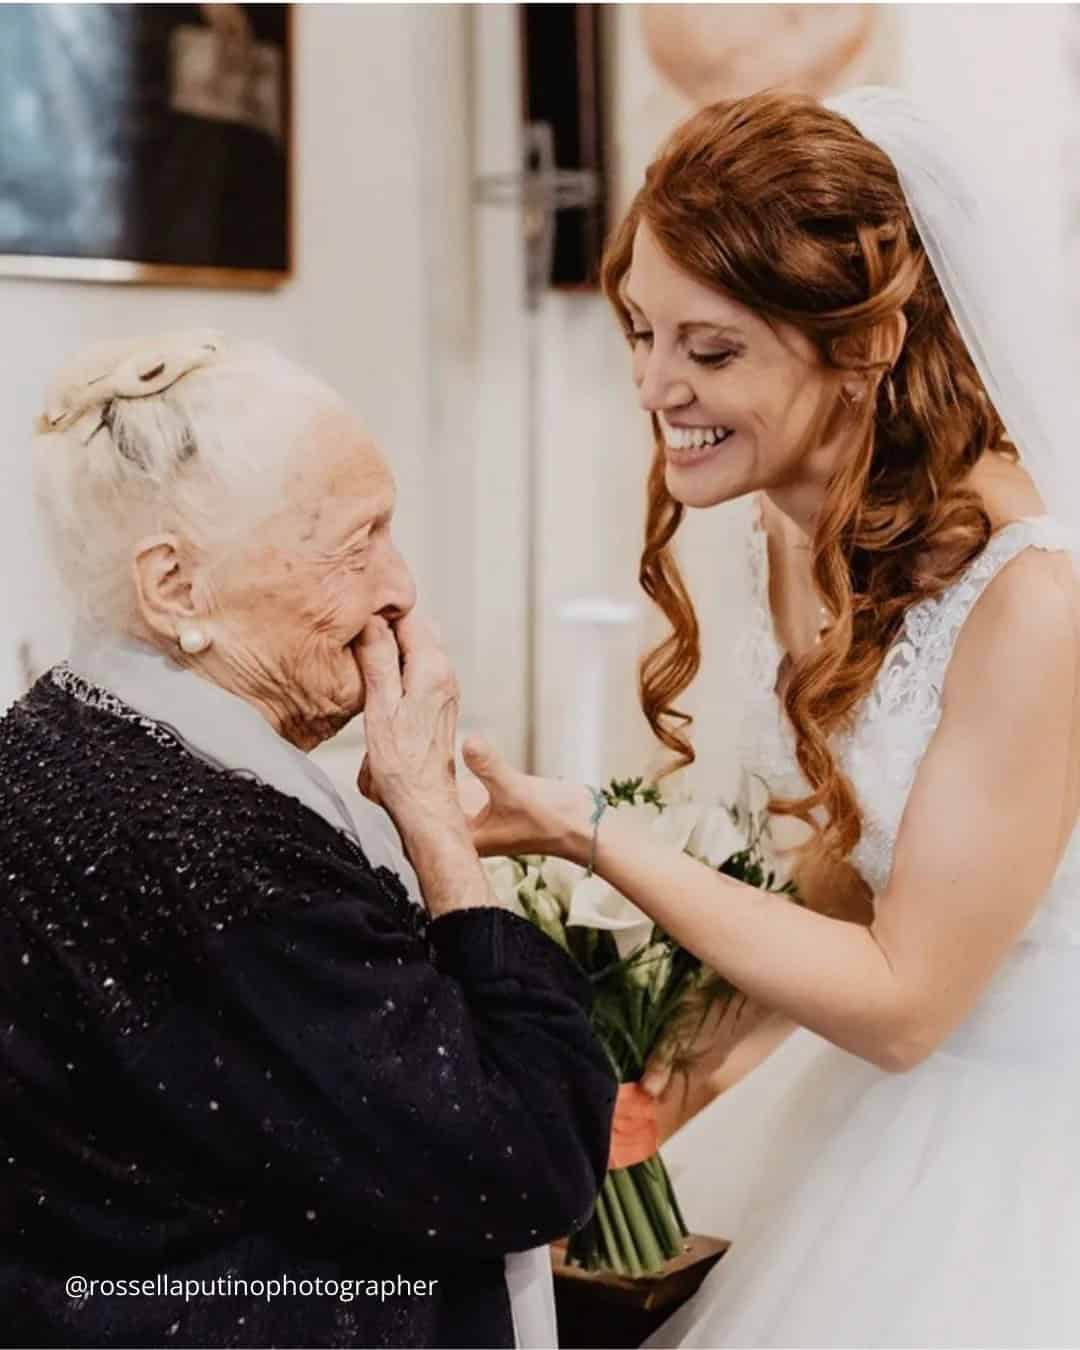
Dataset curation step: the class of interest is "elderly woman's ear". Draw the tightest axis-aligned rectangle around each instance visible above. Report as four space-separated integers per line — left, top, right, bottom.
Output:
132 533 214 657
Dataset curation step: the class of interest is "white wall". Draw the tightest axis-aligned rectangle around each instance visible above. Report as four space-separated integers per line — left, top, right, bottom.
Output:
899 2 1069 260
0 5 445 718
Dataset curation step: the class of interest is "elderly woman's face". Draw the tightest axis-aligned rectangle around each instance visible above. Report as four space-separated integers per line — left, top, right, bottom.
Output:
204 408 416 747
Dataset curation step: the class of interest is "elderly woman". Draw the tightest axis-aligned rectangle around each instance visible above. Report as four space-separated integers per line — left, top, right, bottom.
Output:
2 332 615 1349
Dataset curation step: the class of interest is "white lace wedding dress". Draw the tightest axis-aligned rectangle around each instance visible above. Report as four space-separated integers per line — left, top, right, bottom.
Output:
647 503 1080 1349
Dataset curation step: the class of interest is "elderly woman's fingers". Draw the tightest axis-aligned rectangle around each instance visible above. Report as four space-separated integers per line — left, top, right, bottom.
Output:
357 617 403 712
395 611 456 699
396 609 443 651
355 612 471 841
356 753 379 803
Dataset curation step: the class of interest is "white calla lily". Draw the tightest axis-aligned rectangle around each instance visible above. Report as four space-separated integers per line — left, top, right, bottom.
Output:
565 798 701 959
518 866 569 948
566 873 654 960
541 856 585 914
483 856 527 916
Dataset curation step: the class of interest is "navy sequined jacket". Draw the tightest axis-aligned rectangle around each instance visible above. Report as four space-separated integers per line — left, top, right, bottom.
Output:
0 673 617 1348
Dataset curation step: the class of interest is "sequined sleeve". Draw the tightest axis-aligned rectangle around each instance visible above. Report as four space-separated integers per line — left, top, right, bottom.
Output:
117 881 615 1256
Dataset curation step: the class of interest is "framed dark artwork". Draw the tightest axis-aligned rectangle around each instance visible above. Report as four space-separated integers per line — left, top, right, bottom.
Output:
0 3 292 288
519 3 607 290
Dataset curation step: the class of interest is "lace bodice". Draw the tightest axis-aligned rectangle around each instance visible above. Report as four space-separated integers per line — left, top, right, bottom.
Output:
737 501 1080 946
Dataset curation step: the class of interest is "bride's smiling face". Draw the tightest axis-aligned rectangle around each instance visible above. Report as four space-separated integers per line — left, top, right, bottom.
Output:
622 224 841 511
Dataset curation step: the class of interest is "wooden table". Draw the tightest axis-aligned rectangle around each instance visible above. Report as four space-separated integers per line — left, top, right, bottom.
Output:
549 1234 730 1349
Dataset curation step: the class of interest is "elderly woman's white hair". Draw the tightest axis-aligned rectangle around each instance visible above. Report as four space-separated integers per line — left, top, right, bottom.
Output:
33 329 342 628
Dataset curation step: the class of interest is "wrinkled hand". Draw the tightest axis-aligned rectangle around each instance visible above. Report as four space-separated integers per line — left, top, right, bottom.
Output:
457 737 591 863
355 613 462 835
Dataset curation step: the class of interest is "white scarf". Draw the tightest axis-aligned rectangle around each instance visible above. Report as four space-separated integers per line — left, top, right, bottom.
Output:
67 622 557 1350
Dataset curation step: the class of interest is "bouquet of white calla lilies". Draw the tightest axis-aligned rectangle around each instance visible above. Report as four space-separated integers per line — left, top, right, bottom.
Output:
482 775 801 1278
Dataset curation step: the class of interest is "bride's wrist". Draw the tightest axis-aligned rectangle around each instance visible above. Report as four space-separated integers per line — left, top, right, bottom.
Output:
556 784 604 868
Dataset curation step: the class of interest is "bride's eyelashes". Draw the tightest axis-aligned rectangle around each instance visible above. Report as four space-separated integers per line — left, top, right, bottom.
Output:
628 327 741 370
689 348 739 370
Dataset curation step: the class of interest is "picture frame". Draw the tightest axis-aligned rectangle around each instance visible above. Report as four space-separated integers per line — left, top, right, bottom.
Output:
0 3 292 289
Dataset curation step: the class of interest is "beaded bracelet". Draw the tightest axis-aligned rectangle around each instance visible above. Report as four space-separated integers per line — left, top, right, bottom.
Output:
585 786 609 877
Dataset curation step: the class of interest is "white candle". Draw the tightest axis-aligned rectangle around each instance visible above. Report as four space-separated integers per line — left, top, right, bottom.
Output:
557 597 638 785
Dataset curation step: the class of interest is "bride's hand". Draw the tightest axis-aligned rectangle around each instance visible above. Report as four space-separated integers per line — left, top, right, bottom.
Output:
639 996 790 1141
459 738 593 862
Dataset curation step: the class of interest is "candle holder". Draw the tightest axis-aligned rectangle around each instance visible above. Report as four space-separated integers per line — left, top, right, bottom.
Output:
550 1233 729 1349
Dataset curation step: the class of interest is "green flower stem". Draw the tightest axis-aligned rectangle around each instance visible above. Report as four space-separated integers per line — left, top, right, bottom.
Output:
632 1160 684 1258
593 1186 626 1276
657 1152 690 1235
629 982 646 1049
611 1166 666 1273
602 1171 644 1277
628 1167 664 1256
565 1153 689 1277
642 1162 681 1256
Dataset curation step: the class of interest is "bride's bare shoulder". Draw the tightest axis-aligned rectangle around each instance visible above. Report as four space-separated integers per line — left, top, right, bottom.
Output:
963 454 1078 616
944 534 1080 735
967 451 1045 527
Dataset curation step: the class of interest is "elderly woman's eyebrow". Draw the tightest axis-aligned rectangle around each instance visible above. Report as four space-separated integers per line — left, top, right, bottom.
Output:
333 502 394 547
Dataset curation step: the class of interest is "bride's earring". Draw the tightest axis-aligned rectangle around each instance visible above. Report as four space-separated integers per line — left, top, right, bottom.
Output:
178 626 211 655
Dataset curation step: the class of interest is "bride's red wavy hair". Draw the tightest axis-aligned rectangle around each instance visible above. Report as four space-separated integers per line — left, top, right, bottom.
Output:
602 91 1012 860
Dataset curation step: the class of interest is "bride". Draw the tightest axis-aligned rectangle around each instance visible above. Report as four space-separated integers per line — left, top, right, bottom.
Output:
452 88 1080 1347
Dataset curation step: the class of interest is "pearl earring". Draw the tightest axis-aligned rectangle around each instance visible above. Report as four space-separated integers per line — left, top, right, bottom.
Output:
178 626 210 655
